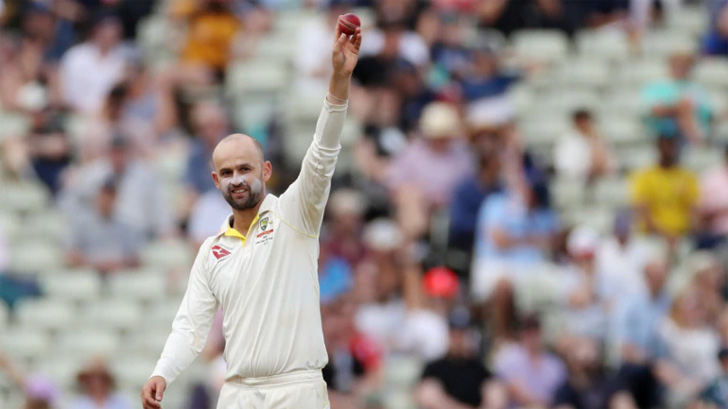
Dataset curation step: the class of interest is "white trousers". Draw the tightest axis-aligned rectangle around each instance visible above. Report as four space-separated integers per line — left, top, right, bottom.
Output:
216 370 330 409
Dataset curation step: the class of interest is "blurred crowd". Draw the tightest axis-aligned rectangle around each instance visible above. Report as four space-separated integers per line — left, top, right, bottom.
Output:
2 0 728 408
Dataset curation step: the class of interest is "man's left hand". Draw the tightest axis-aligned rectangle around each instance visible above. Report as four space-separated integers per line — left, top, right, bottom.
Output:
332 23 362 78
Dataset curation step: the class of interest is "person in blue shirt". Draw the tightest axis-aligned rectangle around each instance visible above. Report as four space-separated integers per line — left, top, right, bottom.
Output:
702 1 728 56
471 179 558 339
614 257 672 409
448 148 503 254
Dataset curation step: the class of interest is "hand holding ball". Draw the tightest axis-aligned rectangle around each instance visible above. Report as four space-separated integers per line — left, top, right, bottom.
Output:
337 13 361 37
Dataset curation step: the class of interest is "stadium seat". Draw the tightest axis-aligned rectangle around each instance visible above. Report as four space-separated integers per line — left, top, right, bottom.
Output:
506 83 537 113
33 356 80 390
619 146 657 172
593 177 631 210
140 239 195 271
17 209 69 244
615 59 670 86
598 114 644 146
0 328 51 360
0 111 31 140
108 273 167 302
575 29 631 62
41 270 102 301
82 299 143 330
538 89 601 113
550 177 586 211
274 9 320 37
665 5 709 37
511 30 570 63
0 302 8 330
641 30 697 57
563 207 613 234
111 356 155 391
708 90 728 117
16 298 77 330
0 212 22 240
556 58 611 90
57 328 120 357
226 59 290 97
123 328 171 356
0 181 50 214
9 239 64 276
384 355 423 389
601 87 648 117
693 59 728 88
683 147 723 173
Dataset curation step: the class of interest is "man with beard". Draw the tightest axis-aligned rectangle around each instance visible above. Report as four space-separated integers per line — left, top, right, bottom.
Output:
140 24 362 409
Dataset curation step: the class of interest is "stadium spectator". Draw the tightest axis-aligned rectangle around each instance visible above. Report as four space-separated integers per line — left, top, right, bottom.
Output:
614 257 671 409
630 135 699 247
187 189 230 246
415 308 504 409
59 13 126 114
430 10 472 78
493 315 567 409
657 284 721 406
185 99 231 196
698 145 728 248
689 252 726 325
698 347 728 408
642 51 713 144
560 226 611 342
388 102 474 240
702 0 728 56
552 336 636 409
26 112 72 196
0 352 59 409
177 0 242 76
68 357 132 409
321 188 367 266
60 135 175 239
471 180 558 339
554 109 615 182
595 210 653 300
66 177 141 274
449 148 503 254
477 0 566 36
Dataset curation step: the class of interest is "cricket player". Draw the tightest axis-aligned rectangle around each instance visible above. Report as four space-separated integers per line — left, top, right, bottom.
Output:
141 24 362 409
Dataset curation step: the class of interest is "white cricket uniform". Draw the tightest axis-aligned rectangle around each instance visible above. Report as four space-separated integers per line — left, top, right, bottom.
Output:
151 99 347 409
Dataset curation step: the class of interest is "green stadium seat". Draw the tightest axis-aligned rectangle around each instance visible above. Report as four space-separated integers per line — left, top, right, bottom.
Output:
665 5 709 37
641 30 697 58
0 328 51 360
0 212 22 240
41 270 102 301
111 356 155 392
81 299 143 330
556 58 611 89
619 146 657 172
0 181 50 214
593 177 631 209
140 239 195 271
123 328 172 356
33 356 80 390
0 302 8 330
108 273 167 302
598 114 644 147
615 59 670 86
0 112 31 140
538 89 600 113
683 146 722 174
226 59 291 97
693 59 728 88
550 176 586 210
511 30 570 63
9 240 64 276
384 355 423 389
57 328 120 357
575 29 631 62
16 299 77 330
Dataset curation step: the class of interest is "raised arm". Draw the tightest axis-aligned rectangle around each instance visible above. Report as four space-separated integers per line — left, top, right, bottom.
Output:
142 241 219 409
278 23 362 236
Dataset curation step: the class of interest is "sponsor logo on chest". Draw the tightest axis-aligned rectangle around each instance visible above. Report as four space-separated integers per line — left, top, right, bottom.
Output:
255 215 275 245
211 244 232 261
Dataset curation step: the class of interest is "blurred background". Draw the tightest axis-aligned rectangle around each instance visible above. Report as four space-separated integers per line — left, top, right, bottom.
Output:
1 0 728 408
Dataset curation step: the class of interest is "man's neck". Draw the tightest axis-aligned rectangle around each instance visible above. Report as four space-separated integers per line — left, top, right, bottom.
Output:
231 196 265 235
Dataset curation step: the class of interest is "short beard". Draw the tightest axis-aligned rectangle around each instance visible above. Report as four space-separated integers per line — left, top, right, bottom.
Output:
222 175 264 211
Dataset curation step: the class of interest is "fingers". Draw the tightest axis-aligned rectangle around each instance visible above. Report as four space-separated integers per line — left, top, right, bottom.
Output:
333 32 347 53
141 384 162 409
351 28 362 51
334 16 342 41
155 379 167 401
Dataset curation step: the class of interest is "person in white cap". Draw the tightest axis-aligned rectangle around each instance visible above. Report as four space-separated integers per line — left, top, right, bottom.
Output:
140 23 362 409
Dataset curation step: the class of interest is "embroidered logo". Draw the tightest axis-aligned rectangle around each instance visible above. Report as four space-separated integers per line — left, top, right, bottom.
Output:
211 245 231 260
259 216 272 232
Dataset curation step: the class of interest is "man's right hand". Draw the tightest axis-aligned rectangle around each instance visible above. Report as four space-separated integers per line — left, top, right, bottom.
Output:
141 376 167 409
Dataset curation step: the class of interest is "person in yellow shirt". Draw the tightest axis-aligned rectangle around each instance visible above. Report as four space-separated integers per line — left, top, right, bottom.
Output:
630 136 698 243
178 0 241 73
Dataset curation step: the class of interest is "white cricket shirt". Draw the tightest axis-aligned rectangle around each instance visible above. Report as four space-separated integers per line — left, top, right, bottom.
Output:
151 99 347 384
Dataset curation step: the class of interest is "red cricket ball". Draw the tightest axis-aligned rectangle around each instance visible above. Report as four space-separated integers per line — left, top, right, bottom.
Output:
338 13 360 36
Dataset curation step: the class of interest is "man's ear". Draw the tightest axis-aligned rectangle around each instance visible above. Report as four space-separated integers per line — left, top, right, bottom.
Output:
263 161 273 182
212 172 221 190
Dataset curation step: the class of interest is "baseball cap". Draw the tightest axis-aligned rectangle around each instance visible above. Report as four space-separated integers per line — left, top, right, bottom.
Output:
423 267 459 299
420 102 461 140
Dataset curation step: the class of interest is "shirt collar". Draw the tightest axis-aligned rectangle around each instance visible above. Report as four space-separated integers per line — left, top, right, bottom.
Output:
215 194 278 238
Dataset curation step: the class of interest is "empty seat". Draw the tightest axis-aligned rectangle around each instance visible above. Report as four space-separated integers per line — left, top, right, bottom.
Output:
693 59 728 88
602 87 649 116
16 209 69 243
0 212 22 241
123 328 172 356
556 58 611 89
111 356 155 391
226 59 290 97
9 240 64 276
33 356 79 390
82 299 143 330
619 146 657 172
0 328 51 360
615 59 670 86
563 207 613 234
512 30 569 63
538 90 600 113
16 299 77 330
41 270 102 301
0 181 50 214
641 30 696 57
575 29 631 61
683 147 722 173
665 5 709 37
0 302 8 330
140 239 194 270
57 328 120 357
0 112 31 139
550 177 586 210
599 115 645 146
593 177 631 209
108 273 168 301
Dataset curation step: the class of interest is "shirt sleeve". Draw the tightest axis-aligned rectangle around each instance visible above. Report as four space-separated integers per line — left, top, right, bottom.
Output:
630 171 648 206
278 98 346 236
150 239 219 384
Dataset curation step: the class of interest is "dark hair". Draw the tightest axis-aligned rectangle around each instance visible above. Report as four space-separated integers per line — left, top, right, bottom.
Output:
572 109 592 122
531 181 551 209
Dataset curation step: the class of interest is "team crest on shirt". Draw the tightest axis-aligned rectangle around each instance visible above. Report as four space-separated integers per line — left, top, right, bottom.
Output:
255 216 275 245
211 245 232 260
